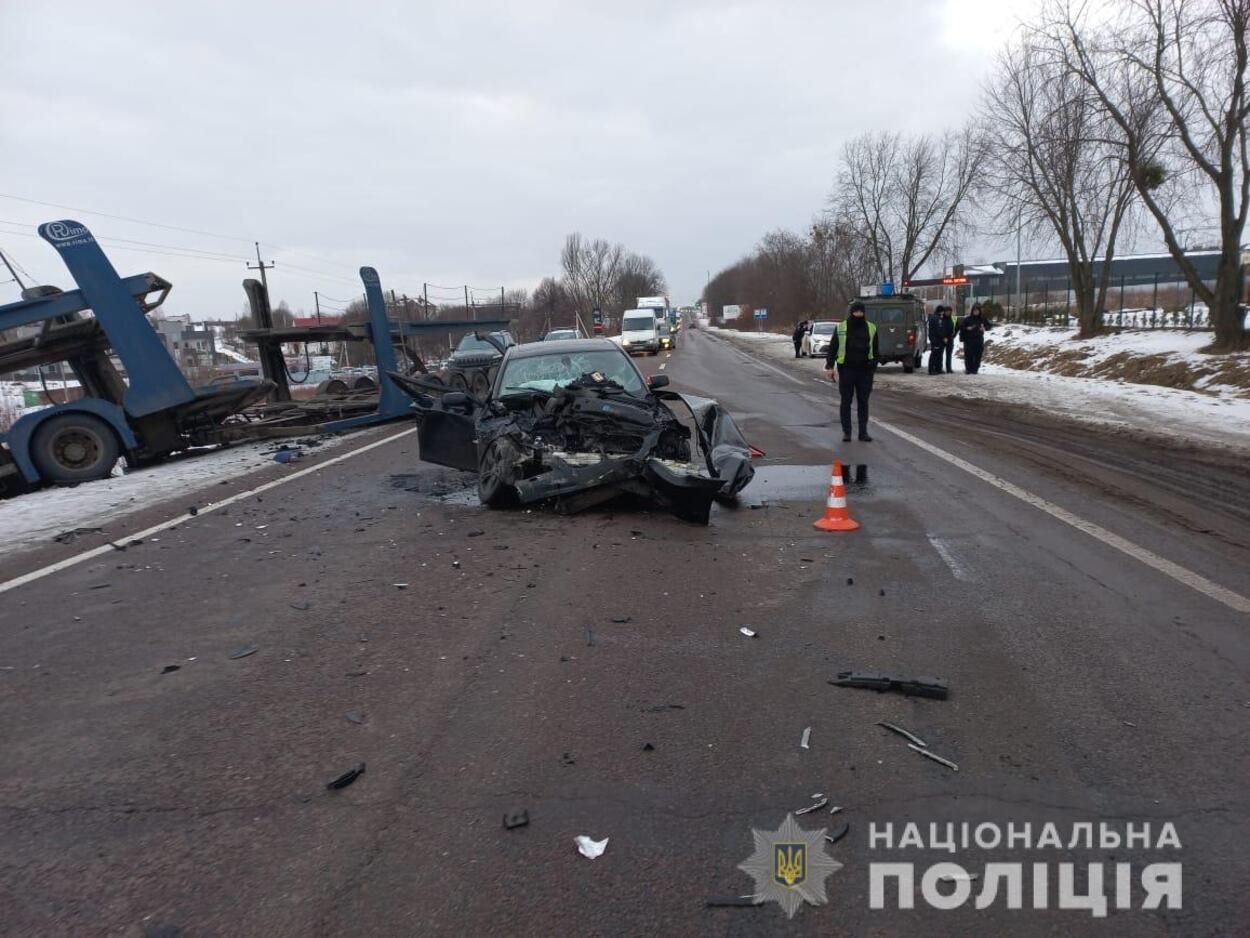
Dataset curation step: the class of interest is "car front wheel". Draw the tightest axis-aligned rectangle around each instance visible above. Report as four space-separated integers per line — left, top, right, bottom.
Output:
478 439 520 508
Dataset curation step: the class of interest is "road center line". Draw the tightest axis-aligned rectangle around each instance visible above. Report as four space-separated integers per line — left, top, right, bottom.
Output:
0 427 418 596
878 420 1250 614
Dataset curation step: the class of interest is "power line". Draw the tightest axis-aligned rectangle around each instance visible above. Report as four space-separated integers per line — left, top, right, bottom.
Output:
0 193 256 245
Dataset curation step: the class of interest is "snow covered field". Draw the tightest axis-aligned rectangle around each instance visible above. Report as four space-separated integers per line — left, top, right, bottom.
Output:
706 325 1250 453
0 433 361 555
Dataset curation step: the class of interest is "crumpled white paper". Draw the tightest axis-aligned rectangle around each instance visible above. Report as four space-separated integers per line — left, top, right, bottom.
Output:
575 835 609 859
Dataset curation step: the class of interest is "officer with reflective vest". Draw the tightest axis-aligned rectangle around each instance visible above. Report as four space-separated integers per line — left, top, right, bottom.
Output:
944 307 959 373
824 300 880 442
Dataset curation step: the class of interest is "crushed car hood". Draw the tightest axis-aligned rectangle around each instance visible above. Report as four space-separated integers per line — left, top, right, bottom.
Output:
390 370 754 524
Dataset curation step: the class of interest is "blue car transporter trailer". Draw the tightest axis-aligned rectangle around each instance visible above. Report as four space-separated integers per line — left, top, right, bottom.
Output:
237 271 508 433
0 220 275 490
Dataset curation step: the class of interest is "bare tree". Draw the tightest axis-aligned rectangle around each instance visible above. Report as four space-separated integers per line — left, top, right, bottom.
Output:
561 233 626 314
614 252 667 311
833 127 986 285
1047 0 1249 350
983 37 1139 336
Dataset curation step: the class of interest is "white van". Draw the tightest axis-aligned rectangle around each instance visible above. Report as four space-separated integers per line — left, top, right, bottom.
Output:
620 309 660 356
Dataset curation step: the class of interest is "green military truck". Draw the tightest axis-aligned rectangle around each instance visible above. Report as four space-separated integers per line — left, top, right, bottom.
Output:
860 292 927 373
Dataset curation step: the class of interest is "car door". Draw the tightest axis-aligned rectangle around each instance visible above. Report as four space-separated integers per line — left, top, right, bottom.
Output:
415 392 480 472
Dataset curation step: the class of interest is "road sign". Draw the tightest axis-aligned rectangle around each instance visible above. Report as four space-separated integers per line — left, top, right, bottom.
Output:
753 308 768 319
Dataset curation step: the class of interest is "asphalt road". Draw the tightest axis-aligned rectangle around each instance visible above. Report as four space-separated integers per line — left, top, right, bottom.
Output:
2 327 1247 937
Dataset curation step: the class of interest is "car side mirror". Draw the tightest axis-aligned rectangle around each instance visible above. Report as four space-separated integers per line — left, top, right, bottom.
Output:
442 391 473 409
647 374 670 389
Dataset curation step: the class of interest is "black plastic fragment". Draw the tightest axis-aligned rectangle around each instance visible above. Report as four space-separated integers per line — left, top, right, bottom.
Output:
345 711 367 725
830 671 949 700
161 664 181 674
503 809 530 829
326 762 366 790
826 821 850 845
642 742 655 751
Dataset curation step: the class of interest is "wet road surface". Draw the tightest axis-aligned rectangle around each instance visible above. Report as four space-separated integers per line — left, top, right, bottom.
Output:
1 327 1247 936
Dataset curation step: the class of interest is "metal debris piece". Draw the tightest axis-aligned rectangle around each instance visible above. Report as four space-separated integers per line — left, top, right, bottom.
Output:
326 762 366 790
289 600 311 611
739 627 756 638
1123 720 1137 727
345 711 367 725
575 835 609 859
829 805 843 816
503 809 530 830
53 527 104 545
800 726 812 749
825 821 850 845
907 743 959 771
706 896 764 907
878 721 928 747
228 644 259 660
392 583 409 589
830 672 949 700
795 798 827 816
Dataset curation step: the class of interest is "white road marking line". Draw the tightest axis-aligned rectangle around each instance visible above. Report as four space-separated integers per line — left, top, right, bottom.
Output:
0 427 418 596
927 535 974 581
879 420 1250 614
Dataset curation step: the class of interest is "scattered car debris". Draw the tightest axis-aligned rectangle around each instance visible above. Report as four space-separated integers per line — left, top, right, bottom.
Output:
160 664 181 674
345 711 367 725
800 726 812 749
825 821 850 845
561 752 576 766
574 835 609 859
795 797 827 816
829 805 843 816
53 527 105 545
611 616 632 623
846 577 854 585
585 627 594 646
738 627 757 638
467 529 485 537
830 672 949 700
1123 720 1137 727
88 582 111 590
228 644 259 660
647 704 685 712
879 589 885 596
188 506 199 516
706 896 763 907
273 448 303 464
642 742 655 751
289 600 311 611
878 721 928 747
392 583 409 589
907 743 959 771
326 762 366 790
503 809 530 830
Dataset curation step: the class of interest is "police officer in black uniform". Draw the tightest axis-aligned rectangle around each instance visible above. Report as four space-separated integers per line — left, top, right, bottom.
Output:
957 303 992 374
824 300 880 442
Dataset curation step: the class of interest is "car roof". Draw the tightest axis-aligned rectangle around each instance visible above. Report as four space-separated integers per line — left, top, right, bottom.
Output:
506 337 624 359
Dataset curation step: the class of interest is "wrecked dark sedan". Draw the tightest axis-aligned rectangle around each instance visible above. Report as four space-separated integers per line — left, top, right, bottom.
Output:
389 337 755 523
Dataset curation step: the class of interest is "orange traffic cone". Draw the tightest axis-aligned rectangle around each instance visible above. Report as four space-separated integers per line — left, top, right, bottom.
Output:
812 460 860 532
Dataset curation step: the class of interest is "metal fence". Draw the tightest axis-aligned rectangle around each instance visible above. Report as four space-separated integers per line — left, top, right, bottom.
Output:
990 304 1216 330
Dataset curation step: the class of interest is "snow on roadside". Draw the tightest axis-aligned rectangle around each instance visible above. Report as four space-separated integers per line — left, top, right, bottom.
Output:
0 433 361 555
704 324 1250 453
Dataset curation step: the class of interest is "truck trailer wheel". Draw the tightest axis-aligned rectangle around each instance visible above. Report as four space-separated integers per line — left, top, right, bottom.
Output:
30 413 120 484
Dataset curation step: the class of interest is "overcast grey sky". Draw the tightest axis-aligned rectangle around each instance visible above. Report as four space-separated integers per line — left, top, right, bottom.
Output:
1 0 1032 317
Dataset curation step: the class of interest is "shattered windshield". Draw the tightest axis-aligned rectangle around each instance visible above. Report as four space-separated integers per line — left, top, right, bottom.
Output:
499 350 646 397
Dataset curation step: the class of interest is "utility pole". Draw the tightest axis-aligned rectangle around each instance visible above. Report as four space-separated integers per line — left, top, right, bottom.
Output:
501 286 505 320
0 249 27 290
423 283 430 320
314 291 322 324
247 242 275 309
1015 220 1022 313
465 285 474 321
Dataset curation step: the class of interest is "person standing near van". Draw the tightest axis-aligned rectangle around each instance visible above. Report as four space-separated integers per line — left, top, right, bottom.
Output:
944 306 959 373
957 304 992 374
927 306 948 375
792 319 808 358
824 300 879 442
